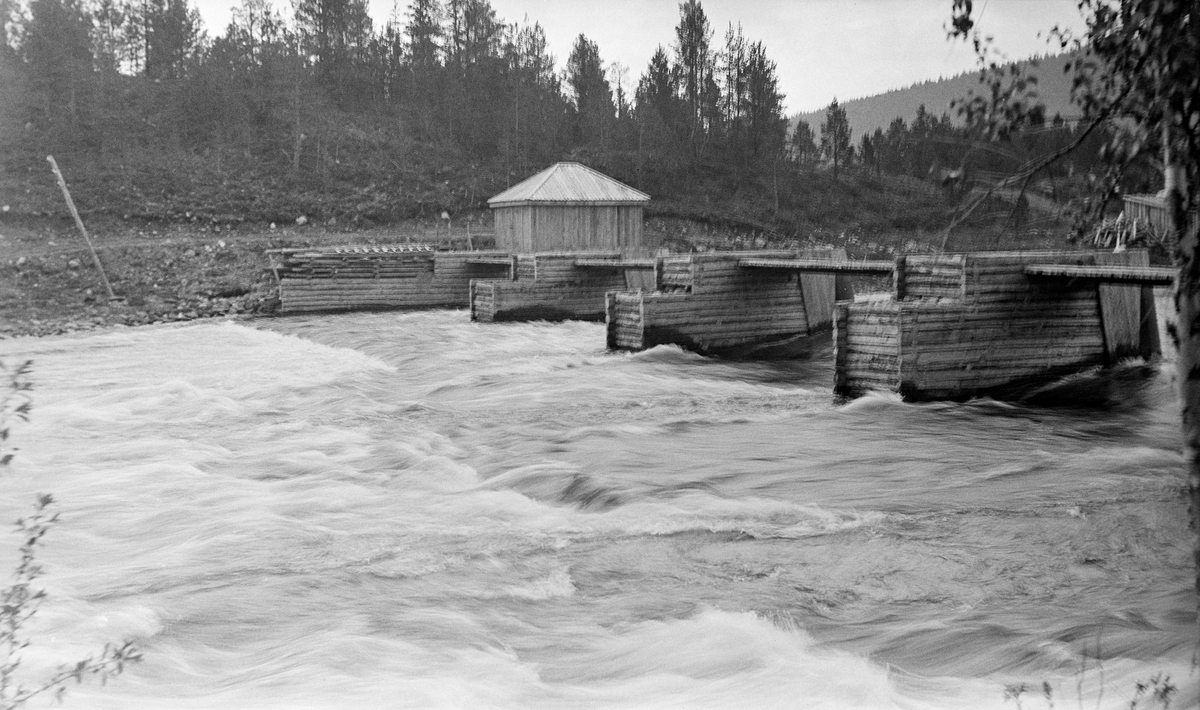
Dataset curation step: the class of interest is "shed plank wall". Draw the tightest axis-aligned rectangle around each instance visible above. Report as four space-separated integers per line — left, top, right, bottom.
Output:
494 205 644 252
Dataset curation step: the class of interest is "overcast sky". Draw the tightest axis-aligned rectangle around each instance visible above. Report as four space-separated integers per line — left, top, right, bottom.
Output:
190 0 1087 114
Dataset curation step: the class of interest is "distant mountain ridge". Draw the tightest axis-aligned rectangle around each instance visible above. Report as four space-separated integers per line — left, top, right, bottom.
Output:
792 53 1078 139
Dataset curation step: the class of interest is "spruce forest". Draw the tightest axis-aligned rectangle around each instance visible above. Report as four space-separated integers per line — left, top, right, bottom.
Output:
0 0 1154 244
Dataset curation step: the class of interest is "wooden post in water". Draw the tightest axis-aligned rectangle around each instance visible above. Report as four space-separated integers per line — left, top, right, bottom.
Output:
893 255 907 301
833 305 849 392
46 155 117 301
605 293 618 350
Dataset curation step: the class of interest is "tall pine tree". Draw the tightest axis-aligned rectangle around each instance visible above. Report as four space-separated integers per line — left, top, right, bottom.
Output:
566 33 614 150
820 98 851 179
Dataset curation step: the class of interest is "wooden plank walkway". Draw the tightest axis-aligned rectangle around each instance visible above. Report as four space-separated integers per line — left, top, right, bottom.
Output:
1024 264 1176 285
466 255 516 266
574 258 659 270
267 244 435 255
739 258 895 274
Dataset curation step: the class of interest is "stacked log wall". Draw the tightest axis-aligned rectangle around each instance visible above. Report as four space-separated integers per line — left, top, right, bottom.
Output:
471 251 627 322
277 250 511 314
473 280 625 322
686 251 803 296
659 257 695 291
469 280 494 321
605 250 844 354
607 292 648 350
636 290 810 351
902 254 964 299
895 294 1105 399
836 250 1156 399
835 301 901 393
516 255 537 281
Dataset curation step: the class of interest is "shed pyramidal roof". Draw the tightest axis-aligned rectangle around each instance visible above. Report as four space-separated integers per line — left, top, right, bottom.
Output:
488 162 650 207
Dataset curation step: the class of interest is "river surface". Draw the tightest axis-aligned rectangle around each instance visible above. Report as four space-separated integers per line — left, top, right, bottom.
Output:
0 310 1195 709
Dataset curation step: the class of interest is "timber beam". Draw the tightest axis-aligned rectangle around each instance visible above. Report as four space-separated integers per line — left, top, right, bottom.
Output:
1024 264 1176 285
574 258 659 270
466 255 517 266
738 258 896 275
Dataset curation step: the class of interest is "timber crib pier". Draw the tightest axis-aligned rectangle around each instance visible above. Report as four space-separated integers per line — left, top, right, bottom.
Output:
605 249 850 355
269 245 515 314
834 250 1171 400
469 252 657 322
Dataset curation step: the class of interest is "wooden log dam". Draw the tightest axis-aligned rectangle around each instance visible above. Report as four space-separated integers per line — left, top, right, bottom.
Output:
834 250 1171 400
605 249 851 355
470 252 657 322
269 245 515 314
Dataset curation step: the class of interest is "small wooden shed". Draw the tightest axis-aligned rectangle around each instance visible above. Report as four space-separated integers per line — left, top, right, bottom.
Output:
488 162 650 253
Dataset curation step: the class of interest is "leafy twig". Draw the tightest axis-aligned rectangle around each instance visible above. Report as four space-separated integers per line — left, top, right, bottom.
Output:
0 361 142 709
0 361 32 468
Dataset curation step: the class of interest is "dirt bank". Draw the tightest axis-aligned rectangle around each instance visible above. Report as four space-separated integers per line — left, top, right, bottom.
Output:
0 215 482 338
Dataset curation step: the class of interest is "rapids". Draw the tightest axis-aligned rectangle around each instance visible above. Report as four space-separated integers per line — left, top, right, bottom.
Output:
0 310 1195 709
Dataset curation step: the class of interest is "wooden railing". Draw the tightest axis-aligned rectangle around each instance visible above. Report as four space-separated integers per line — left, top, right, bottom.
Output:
1123 194 1169 232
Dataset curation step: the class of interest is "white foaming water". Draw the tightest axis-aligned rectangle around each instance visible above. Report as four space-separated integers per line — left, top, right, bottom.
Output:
0 312 1195 710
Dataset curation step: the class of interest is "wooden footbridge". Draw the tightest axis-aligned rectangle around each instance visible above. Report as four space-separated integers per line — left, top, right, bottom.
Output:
738 255 1175 284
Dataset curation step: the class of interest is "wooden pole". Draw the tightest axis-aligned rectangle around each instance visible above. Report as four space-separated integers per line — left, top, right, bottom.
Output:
46 156 116 301
893 255 908 301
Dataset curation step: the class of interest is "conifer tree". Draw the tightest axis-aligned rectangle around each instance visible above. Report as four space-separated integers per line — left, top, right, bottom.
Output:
404 0 440 68
143 0 201 79
566 33 614 149
743 40 784 160
672 0 715 153
789 119 817 167
22 0 92 130
820 98 851 179
293 0 370 91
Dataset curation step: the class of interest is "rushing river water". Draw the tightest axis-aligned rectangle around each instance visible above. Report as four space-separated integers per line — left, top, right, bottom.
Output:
0 310 1195 709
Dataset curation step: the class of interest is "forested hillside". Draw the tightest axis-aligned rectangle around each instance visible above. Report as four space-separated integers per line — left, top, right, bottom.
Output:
792 54 1078 143
0 0 801 227
0 0 1135 248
